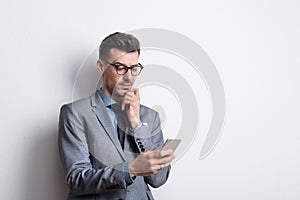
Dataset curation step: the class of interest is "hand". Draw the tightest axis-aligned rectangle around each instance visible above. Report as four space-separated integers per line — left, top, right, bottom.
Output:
129 149 175 177
121 88 141 128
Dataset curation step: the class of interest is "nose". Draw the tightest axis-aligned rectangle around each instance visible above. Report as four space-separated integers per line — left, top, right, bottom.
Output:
123 69 133 81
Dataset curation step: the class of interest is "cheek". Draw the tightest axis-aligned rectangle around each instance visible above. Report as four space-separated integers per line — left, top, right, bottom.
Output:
103 69 117 84
107 73 121 87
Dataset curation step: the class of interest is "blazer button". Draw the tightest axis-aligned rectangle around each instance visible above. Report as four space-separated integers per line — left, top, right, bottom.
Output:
141 147 145 152
137 141 142 145
139 144 144 149
136 138 141 142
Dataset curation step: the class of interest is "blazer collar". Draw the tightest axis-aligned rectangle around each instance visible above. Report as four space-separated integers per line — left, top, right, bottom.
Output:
90 91 126 160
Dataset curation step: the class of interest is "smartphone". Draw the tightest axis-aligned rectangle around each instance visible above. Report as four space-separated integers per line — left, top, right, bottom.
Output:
161 139 181 152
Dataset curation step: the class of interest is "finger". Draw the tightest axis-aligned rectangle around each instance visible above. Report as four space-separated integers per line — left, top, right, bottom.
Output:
160 149 174 157
143 151 173 165
130 90 135 96
160 161 172 168
156 161 173 171
144 150 160 159
131 88 139 94
159 154 175 164
125 92 134 99
131 88 140 97
121 101 126 111
121 97 133 110
153 150 163 158
124 96 134 102
157 164 164 170
151 150 173 160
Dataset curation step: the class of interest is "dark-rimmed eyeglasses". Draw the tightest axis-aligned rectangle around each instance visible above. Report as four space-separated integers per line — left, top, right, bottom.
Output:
103 60 144 76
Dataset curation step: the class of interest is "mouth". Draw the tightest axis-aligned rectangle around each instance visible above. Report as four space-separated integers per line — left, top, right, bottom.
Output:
119 83 131 90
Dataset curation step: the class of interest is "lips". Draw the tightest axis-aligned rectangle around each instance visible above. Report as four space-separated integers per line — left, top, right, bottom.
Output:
119 83 131 89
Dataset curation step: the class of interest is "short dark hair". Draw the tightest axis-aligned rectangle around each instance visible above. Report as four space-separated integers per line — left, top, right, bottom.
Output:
99 32 140 60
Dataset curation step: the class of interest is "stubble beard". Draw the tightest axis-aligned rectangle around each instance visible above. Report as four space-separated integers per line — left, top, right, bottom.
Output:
111 84 132 103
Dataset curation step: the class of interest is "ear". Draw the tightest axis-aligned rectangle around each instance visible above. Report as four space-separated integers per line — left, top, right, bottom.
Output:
97 60 105 74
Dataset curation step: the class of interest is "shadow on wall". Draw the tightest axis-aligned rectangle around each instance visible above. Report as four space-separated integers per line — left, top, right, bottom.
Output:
72 48 100 101
21 47 100 200
23 123 68 200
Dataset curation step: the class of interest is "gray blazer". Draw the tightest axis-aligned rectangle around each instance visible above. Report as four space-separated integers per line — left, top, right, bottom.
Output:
58 92 171 200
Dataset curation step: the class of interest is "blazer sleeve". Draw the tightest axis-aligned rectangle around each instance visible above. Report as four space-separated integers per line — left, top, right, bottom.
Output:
58 104 130 196
130 110 171 188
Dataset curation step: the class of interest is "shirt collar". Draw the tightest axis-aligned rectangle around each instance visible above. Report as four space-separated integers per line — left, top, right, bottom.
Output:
98 88 117 107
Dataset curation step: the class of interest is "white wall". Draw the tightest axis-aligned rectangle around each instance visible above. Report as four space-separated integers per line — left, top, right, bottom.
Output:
1 0 299 199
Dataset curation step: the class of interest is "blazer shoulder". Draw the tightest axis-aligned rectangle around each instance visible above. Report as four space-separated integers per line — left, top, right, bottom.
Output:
139 104 160 121
140 104 156 113
59 94 94 114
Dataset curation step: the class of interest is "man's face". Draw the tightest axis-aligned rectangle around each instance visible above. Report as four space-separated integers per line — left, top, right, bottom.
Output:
99 48 139 100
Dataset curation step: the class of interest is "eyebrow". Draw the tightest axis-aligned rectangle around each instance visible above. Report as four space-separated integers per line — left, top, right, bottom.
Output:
111 61 139 66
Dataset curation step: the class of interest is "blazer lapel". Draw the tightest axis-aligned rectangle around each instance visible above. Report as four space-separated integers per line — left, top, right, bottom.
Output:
90 92 126 160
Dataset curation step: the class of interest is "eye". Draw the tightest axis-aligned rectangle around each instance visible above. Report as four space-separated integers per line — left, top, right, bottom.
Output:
116 65 127 71
131 66 139 72
113 63 126 69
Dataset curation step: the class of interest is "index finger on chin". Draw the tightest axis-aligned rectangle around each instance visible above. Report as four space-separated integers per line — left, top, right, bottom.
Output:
131 88 139 95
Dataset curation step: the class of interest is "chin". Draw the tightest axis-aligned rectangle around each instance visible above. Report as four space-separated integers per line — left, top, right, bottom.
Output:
112 89 127 98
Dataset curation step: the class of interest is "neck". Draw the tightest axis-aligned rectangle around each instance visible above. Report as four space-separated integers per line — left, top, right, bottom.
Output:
101 87 123 103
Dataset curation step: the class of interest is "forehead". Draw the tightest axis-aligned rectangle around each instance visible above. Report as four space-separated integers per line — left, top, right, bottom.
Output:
109 48 139 64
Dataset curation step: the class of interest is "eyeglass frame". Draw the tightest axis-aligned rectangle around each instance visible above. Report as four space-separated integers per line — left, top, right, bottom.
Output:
102 60 144 76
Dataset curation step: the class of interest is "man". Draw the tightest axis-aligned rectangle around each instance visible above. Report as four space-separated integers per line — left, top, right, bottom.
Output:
58 32 175 200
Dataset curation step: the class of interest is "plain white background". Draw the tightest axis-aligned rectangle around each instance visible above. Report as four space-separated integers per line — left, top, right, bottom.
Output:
0 0 299 199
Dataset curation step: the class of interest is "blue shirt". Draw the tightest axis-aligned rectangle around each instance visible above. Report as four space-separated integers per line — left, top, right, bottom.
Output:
98 89 119 135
